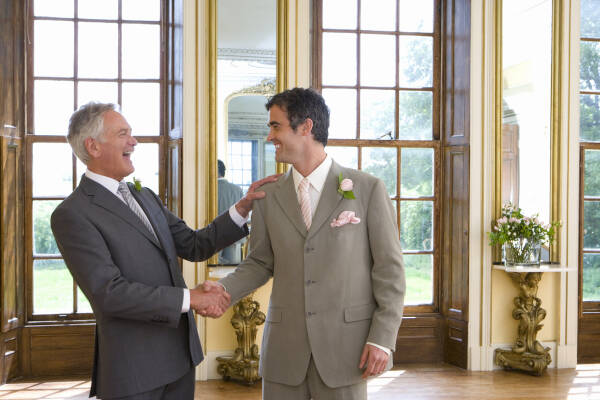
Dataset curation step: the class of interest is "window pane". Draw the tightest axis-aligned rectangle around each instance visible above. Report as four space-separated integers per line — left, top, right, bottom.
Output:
33 201 62 256
360 89 395 139
78 22 118 79
398 91 432 140
322 0 357 29
401 201 433 251
78 81 118 107
584 201 600 249
581 0 600 38
34 0 73 18
34 80 74 135
78 0 118 19
327 146 358 169
404 254 433 305
33 259 73 315
77 287 93 314
33 143 73 197
580 42 600 91
583 253 600 301
360 0 396 31
322 89 356 139
581 94 600 142
399 0 434 33
399 36 433 88
322 33 357 86
122 24 160 79
585 150 600 197
401 148 434 197
122 0 161 21
360 34 396 87
34 21 74 78
126 143 159 193
363 147 397 196
122 82 160 135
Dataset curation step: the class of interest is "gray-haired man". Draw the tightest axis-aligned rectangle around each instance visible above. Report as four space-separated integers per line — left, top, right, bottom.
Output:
51 102 278 399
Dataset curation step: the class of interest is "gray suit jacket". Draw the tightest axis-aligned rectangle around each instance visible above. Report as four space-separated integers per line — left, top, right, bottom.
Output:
220 161 405 388
51 176 247 399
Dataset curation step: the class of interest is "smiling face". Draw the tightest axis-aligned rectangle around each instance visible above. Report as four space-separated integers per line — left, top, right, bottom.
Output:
266 105 307 165
86 110 137 181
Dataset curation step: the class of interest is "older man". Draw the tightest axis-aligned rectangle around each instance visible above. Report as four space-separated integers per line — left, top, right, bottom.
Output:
51 102 277 400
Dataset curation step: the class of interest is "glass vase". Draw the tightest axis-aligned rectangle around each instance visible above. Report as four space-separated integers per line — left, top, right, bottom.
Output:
503 238 541 267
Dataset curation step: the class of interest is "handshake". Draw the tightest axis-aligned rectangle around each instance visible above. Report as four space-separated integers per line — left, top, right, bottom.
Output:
190 280 230 318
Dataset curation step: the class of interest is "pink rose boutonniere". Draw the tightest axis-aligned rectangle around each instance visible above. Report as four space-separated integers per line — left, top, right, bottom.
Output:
337 173 356 200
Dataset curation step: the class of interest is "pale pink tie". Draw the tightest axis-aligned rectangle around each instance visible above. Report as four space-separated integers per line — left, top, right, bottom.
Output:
298 178 312 230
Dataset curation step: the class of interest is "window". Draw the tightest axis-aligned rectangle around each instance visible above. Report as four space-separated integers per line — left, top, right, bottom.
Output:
313 0 440 309
579 0 600 306
26 0 166 321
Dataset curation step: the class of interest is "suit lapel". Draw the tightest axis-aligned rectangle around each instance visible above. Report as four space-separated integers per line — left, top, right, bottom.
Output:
274 171 308 238
307 161 344 240
81 176 161 249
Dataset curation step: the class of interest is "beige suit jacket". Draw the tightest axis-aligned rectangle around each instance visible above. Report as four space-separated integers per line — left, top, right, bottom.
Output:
220 161 405 388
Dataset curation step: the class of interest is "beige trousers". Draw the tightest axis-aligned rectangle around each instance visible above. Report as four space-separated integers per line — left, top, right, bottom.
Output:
262 357 367 400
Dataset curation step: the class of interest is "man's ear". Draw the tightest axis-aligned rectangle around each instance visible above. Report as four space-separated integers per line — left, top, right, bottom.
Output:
300 118 314 137
84 137 100 159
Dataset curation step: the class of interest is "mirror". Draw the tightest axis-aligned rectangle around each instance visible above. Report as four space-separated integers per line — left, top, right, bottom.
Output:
500 0 553 258
213 0 277 266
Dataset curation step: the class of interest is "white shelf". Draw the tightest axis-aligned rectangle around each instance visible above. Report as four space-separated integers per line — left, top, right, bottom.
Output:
493 264 575 273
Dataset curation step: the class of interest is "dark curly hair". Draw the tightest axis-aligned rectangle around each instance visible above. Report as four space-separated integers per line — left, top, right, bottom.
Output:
265 88 329 146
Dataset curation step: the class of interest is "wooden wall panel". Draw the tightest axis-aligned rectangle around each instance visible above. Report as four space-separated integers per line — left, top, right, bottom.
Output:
395 315 443 364
21 325 94 377
0 0 25 384
441 0 470 369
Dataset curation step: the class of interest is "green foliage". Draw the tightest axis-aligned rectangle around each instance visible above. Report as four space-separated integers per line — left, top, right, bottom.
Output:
583 254 600 301
33 201 61 255
401 202 433 251
488 202 560 246
133 177 142 192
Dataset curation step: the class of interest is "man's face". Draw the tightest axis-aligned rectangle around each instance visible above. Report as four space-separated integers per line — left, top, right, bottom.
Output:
266 105 305 164
87 110 137 181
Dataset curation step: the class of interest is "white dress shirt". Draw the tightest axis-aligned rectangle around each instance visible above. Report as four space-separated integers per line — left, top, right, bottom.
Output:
291 156 391 356
84 169 248 313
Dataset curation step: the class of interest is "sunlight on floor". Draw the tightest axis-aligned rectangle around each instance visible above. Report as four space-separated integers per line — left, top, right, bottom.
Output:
367 369 406 394
568 364 600 400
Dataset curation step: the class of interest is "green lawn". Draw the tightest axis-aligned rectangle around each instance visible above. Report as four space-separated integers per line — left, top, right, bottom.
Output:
33 261 91 314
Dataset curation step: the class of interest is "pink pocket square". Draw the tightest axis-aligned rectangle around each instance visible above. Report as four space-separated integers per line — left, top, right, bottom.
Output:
330 211 361 228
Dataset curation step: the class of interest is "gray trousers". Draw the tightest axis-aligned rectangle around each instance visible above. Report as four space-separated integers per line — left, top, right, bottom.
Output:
108 367 195 400
262 357 367 400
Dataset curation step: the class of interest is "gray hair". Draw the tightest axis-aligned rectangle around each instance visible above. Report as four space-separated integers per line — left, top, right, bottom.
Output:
67 102 117 164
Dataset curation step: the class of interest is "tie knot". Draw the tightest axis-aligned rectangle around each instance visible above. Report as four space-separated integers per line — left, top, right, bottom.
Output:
118 182 130 195
299 178 310 193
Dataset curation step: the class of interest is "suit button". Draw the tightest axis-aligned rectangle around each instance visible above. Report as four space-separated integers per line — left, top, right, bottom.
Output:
307 311 317 317
306 280 311 286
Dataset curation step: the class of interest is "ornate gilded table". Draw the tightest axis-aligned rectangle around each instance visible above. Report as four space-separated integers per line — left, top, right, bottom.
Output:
492 264 573 376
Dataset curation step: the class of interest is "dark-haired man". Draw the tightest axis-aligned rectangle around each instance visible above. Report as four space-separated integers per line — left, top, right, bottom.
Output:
206 88 406 399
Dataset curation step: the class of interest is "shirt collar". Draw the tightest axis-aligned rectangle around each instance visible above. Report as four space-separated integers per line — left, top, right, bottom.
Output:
291 155 332 193
85 169 123 196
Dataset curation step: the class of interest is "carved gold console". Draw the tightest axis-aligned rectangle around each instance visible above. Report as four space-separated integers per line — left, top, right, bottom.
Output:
493 265 572 376
216 294 265 384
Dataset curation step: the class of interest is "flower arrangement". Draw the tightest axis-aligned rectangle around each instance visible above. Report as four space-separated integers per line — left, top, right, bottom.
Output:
488 202 561 265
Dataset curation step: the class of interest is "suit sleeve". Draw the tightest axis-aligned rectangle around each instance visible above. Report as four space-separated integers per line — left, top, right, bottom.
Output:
219 198 274 304
51 206 184 328
366 179 406 351
149 190 248 262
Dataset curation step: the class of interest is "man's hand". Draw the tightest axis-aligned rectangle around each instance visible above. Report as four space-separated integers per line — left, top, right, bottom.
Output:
235 174 282 218
190 281 230 318
359 344 389 379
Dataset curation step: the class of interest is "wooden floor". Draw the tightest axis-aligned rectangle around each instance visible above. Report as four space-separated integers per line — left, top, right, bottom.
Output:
2 363 600 399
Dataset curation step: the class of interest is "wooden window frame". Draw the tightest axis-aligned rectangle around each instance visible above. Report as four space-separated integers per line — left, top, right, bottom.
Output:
312 0 442 314
25 0 169 323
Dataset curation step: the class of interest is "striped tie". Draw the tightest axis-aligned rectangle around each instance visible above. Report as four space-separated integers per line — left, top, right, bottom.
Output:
117 182 159 242
298 178 312 230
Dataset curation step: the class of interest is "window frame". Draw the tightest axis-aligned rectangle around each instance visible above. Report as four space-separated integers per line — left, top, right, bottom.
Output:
25 0 169 323
312 0 442 313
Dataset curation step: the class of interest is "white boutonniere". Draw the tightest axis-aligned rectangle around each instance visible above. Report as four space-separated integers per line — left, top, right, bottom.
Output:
132 177 142 192
330 211 361 228
337 174 356 200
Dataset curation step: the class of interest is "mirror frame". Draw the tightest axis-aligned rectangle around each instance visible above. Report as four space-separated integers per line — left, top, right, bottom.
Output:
207 0 288 266
494 0 564 261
